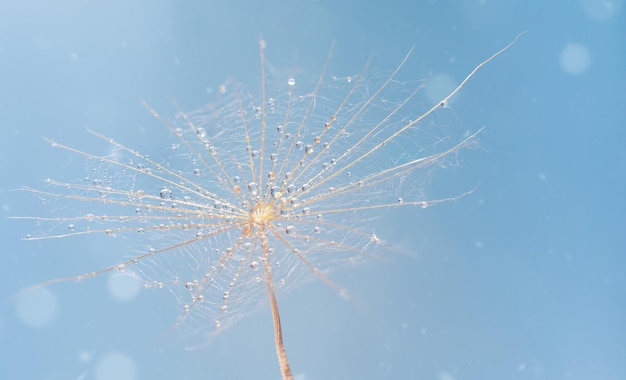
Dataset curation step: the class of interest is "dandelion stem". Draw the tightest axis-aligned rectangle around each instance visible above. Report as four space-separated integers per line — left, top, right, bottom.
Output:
263 238 293 380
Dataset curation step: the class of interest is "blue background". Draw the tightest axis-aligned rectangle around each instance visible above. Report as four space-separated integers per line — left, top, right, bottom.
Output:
1 1 624 379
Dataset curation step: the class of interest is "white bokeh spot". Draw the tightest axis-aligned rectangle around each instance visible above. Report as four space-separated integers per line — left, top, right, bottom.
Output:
15 287 59 328
560 42 591 75
95 351 137 380
581 0 622 21
425 73 458 106
108 273 141 302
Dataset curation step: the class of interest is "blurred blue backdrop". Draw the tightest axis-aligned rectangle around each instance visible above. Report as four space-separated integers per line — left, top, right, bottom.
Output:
1 1 624 379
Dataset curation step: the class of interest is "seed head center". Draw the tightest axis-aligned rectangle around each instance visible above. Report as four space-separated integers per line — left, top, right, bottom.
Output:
243 201 275 237
250 201 275 225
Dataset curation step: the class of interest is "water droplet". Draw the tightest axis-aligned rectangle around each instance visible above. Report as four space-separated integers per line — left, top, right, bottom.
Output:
68 224 75 231
247 182 258 195
285 225 296 235
250 260 260 270
305 145 313 154
287 78 295 86
286 184 296 193
371 233 381 244
116 264 126 272
160 187 172 199
295 141 303 150
185 281 195 290
271 186 281 199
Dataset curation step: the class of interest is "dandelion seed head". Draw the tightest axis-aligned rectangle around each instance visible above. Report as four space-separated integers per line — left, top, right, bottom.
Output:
14 34 523 368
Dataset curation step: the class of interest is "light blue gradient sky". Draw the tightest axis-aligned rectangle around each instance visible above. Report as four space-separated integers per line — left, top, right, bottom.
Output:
1 1 624 379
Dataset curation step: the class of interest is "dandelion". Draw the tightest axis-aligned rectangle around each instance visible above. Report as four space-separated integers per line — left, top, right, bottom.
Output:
13 34 523 379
